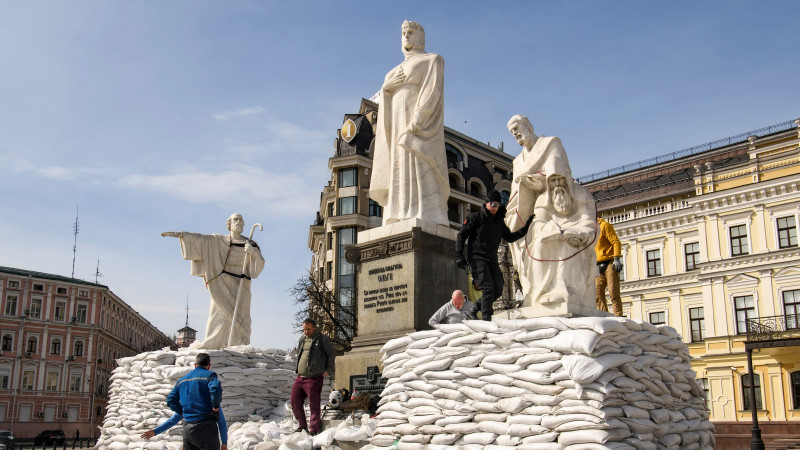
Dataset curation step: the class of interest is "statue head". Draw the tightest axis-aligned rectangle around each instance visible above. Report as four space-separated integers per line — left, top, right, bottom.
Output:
507 115 536 149
227 213 244 234
402 20 426 55
548 175 573 216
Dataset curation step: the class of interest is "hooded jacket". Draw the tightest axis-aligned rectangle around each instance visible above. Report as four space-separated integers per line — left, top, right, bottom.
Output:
456 204 531 263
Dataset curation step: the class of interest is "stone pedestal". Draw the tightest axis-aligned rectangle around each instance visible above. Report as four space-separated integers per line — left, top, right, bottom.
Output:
334 219 466 391
494 301 610 319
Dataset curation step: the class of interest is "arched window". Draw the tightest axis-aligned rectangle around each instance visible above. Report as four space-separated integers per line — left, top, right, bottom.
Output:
470 181 484 199
742 373 762 410
1 334 12 351
74 340 84 357
445 144 463 168
50 338 62 355
500 190 511 206
791 371 800 409
26 336 37 354
449 174 461 190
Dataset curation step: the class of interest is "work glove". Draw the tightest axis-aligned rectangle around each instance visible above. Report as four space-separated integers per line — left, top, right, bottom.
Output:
456 259 468 269
612 257 623 273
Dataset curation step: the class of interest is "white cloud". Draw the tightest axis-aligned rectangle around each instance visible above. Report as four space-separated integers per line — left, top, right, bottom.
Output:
116 164 320 218
212 106 265 121
0 152 112 181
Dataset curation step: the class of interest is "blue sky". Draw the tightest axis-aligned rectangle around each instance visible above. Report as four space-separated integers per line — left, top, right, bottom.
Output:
1 1 797 350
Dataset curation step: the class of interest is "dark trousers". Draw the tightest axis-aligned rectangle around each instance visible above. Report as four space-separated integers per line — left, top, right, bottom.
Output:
471 259 503 320
291 375 324 432
183 417 220 450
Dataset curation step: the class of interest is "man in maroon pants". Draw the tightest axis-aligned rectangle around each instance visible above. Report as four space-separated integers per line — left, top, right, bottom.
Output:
290 318 335 435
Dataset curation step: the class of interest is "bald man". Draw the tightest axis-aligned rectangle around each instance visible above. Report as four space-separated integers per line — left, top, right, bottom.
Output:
429 290 476 326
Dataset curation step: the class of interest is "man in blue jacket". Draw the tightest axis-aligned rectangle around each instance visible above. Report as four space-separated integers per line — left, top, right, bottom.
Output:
140 408 228 450
166 352 223 450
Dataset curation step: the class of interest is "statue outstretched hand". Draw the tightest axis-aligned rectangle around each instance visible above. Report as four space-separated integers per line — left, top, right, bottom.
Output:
161 231 184 238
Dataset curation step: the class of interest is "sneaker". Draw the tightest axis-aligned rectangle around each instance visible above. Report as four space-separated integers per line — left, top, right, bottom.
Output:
294 426 308 433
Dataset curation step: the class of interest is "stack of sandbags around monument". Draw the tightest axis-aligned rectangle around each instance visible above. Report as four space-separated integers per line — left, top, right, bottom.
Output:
97 345 332 450
368 317 714 450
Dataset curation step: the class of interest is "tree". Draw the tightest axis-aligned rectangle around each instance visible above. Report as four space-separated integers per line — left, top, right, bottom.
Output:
290 271 356 353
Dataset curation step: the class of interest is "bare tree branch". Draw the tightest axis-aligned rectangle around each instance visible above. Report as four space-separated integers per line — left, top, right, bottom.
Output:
290 271 356 353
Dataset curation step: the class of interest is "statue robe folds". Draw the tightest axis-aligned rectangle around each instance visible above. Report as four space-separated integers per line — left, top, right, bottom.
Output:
370 52 450 226
526 179 597 309
180 233 265 349
505 136 572 290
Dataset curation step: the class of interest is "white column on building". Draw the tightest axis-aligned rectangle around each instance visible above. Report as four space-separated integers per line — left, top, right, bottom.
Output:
668 289 684 338
700 278 716 338
629 239 640 280
759 269 776 318
666 231 677 275
711 277 729 337
766 363 786 420
706 214 722 261
753 205 769 254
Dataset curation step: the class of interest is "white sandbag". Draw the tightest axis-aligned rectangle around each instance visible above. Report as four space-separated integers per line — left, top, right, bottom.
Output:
558 429 611 445
535 330 601 354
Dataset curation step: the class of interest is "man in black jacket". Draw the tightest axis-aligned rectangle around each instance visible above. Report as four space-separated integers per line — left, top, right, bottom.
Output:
291 318 335 435
456 190 533 321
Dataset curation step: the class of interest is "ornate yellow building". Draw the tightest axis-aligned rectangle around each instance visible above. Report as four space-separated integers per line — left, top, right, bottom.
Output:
583 118 800 446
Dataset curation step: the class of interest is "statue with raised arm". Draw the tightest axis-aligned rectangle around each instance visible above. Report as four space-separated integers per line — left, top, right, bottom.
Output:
162 213 265 349
504 115 572 295
370 20 449 226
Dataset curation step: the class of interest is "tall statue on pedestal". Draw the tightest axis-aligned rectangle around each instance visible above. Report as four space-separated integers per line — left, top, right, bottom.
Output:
162 213 265 349
370 20 449 226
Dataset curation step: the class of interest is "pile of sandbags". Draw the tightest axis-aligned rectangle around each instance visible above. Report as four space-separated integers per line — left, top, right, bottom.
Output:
368 317 714 450
97 345 333 450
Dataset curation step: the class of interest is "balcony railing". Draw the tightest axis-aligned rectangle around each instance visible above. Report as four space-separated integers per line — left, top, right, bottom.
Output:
745 315 800 342
605 199 691 224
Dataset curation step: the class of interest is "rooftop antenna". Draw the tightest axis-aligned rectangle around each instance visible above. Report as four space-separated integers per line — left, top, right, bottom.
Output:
185 293 190 329
94 256 103 284
72 205 79 278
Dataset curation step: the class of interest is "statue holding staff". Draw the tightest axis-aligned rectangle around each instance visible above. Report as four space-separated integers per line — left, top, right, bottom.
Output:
162 213 265 349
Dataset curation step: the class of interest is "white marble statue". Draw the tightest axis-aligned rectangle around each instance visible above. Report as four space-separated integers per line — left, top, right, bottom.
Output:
527 173 596 309
504 115 572 294
162 213 265 349
370 20 449 226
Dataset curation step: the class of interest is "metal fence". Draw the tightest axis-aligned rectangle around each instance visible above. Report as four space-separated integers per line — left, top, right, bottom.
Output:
745 315 800 342
577 120 798 184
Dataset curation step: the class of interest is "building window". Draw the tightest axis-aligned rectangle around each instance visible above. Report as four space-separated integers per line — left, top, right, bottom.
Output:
74 341 84 357
75 304 88 324
735 295 756 334
55 301 66 321
327 232 333 250
339 167 358 188
784 289 800 329
336 227 357 340
742 373 763 410
646 249 662 277
51 338 62 355
729 224 749 256
369 199 383 217
500 190 510 206
30 298 42 319
446 143 463 168
7 281 19 289
327 202 334 217
469 182 484 198
21 370 34 390
689 307 705 342
338 197 357 215
46 372 59 391
449 174 461 190
649 311 666 326
26 337 37 354
0 369 9 389
447 200 460 223
685 242 700 271
4 295 17 316
777 216 798 249
32 283 44 291
791 371 800 409
1 335 11 351
326 261 332 281
57 287 68 295
69 373 82 392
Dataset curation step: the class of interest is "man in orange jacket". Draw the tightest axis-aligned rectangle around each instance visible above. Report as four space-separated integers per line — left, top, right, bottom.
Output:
595 216 623 316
